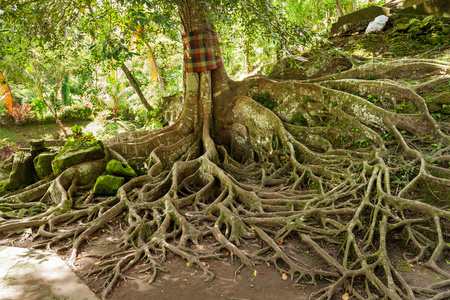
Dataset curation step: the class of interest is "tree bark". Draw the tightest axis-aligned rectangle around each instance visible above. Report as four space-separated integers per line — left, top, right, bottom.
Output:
120 62 154 112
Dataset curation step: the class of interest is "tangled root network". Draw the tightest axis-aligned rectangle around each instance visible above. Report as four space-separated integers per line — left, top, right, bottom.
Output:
2 52 450 299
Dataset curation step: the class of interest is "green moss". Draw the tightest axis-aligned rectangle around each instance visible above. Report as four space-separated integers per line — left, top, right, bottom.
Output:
34 152 57 179
106 159 137 177
52 142 105 176
0 180 6 196
4 152 36 191
93 175 125 195
0 206 12 212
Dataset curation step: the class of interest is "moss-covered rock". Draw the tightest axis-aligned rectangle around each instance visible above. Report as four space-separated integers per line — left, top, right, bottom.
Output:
33 152 57 180
93 175 124 195
0 155 14 171
106 159 137 177
52 141 105 176
4 152 36 191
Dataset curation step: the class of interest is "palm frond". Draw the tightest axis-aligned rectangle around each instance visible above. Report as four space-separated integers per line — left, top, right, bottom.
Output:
0 73 15 112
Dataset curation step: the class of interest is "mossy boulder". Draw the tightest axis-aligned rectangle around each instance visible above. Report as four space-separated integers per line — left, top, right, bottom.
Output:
52 141 105 176
4 152 36 191
34 152 57 180
93 175 124 195
106 159 137 177
0 155 14 171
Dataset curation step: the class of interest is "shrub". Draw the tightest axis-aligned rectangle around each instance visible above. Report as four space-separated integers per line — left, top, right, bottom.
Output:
0 139 20 162
7 104 34 125
60 104 93 120
30 98 48 120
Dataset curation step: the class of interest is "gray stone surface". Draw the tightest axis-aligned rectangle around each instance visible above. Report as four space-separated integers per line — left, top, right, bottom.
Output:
397 0 450 17
331 6 391 34
0 246 99 300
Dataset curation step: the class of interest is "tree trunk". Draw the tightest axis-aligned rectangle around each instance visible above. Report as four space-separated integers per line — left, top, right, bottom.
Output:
120 62 154 112
245 43 251 74
144 41 167 97
335 0 344 17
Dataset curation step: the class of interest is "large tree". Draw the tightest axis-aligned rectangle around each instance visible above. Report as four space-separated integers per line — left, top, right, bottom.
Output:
1 1 450 299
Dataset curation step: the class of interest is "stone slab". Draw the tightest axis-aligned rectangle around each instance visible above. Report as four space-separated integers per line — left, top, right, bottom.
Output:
397 0 450 17
331 6 391 34
398 0 430 9
0 246 99 300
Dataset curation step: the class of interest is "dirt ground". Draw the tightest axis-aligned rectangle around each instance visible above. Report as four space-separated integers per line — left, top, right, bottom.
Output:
1 213 447 300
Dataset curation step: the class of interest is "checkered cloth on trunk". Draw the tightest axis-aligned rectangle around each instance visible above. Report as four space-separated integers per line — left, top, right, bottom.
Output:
182 29 223 73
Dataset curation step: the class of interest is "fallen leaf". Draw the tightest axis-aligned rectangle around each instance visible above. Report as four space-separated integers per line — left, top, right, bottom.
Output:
282 273 288 280
94 261 101 265
253 270 257 276
266 262 270 267
141 264 147 267
342 293 349 300
186 262 190 267
409 264 414 268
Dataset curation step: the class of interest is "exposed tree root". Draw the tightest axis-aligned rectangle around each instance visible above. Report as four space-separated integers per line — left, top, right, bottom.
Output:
1 57 450 300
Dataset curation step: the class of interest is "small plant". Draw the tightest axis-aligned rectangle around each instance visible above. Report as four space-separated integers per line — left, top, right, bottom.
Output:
290 114 305 126
367 94 378 103
254 92 277 110
69 124 96 145
355 139 370 148
272 138 279 150
71 124 83 139
305 95 317 103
